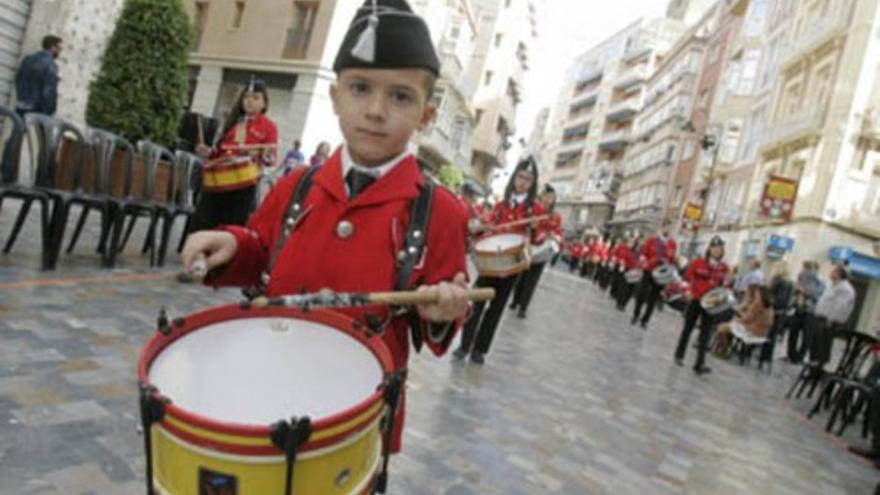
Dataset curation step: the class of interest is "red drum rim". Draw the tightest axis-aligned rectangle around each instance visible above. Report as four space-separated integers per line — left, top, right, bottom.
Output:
138 304 393 450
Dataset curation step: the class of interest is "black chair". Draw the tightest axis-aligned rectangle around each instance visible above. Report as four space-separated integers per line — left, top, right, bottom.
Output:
153 150 200 267
809 355 880 436
3 113 87 270
63 129 136 265
787 329 876 400
106 140 175 268
0 107 53 269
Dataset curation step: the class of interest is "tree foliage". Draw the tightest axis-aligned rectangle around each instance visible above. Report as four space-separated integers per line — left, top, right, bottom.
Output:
86 0 193 146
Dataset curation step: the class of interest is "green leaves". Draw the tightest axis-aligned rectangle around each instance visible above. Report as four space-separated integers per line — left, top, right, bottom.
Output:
86 0 193 146
437 163 465 190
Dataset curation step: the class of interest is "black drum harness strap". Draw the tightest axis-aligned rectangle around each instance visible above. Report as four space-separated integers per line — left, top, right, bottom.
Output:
251 166 436 494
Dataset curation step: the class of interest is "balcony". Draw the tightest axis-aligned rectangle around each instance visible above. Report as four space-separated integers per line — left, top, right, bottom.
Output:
599 128 632 152
614 65 649 91
557 138 587 155
605 98 640 123
760 108 826 152
781 7 852 68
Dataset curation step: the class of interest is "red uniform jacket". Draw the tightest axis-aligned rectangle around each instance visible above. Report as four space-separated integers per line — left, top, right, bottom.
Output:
211 113 279 167
613 244 638 270
570 241 584 258
208 150 468 452
488 199 547 242
641 235 677 271
684 256 729 299
534 212 563 244
584 240 598 261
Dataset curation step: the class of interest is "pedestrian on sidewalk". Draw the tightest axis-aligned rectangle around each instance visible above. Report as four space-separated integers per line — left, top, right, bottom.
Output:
807 264 855 365
14 35 62 117
674 235 729 375
786 260 825 363
309 141 331 167
281 139 306 176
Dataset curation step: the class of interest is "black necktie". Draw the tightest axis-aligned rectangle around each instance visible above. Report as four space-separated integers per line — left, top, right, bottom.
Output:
345 169 376 199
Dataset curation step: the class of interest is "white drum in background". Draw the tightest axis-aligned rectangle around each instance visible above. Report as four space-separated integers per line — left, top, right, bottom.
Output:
472 233 529 277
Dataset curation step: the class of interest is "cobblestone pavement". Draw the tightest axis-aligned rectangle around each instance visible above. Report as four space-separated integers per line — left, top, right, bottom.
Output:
0 204 878 494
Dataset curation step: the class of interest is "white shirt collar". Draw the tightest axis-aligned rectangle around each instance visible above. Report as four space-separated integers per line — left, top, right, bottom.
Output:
510 192 527 205
341 145 408 180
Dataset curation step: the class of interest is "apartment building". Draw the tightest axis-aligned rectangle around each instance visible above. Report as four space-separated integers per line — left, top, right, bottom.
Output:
467 0 539 186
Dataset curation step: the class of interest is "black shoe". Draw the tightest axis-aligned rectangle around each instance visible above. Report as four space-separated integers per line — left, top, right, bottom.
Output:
848 445 880 460
694 366 712 375
630 315 638 325
175 272 195 283
452 347 468 360
516 309 527 319
639 320 647 330
674 358 684 367
470 351 485 365
509 302 518 310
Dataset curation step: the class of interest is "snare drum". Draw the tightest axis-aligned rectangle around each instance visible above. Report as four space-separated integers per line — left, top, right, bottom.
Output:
700 287 735 315
472 233 529 277
624 269 644 284
138 305 394 495
651 263 679 285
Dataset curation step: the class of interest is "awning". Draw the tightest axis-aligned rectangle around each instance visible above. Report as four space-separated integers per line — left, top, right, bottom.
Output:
829 246 880 280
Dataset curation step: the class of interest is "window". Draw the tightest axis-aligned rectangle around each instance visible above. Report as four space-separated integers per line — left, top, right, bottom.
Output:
505 0 512 7
484 71 494 86
232 1 245 28
193 1 209 48
475 109 484 124
494 33 503 47
284 1 319 59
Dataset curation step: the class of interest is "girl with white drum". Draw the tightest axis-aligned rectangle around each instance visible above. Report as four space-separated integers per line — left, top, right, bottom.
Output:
454 157 546 364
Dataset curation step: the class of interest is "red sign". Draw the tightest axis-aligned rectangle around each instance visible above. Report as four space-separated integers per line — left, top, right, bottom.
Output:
760 174 798 222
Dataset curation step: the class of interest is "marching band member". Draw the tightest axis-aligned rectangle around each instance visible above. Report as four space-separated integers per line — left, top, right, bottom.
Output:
569 237 583 273
580 236 597 278
192 78 279 232
615 236 640 311
454 157 545 364
631 220 677 329
510 183 562 319
674 236 729 375
182 0 470 454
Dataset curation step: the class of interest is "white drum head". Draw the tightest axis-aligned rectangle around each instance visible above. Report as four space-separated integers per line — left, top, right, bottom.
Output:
475 233 526 252
149 317 383 425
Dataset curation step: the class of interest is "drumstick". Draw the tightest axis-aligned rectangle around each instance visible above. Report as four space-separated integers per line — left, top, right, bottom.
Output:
247 287 495 310
196 114 205 147
488 214 551 232
220 143 279 151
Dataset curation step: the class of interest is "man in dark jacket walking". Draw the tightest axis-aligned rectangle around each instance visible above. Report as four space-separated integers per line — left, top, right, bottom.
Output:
14 35 62 117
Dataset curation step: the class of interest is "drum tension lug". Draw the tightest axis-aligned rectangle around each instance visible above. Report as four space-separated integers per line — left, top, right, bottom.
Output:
157 308 171 336
270 416 312 495
172 317 186 328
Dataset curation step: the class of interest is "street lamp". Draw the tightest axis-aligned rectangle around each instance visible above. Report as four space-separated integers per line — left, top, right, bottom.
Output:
690 130 721 257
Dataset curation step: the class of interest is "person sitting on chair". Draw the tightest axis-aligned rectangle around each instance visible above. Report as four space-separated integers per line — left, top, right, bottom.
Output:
712 285 774 359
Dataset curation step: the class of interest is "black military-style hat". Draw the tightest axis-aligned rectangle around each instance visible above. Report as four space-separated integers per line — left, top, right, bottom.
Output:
333 0 440 76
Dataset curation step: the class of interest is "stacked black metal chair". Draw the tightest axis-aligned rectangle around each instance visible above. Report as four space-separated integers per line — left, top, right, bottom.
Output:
153 150 201 267
787 329 876 400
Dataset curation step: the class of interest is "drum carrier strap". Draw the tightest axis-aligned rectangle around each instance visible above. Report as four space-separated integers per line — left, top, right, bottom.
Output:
254 167 437 494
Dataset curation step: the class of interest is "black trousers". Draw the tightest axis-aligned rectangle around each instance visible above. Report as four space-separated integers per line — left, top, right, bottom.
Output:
786 308 812 362
616 280 636 310
568 255 579 273
459 275 517 355
633 273 663 325
869 386 880 450
511 262 547 313
190 185 257 233
675 299 714 369
806 317 842 365
580 261 592 278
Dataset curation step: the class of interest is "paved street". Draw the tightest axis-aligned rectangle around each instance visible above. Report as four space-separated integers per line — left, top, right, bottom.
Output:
0 205 878 494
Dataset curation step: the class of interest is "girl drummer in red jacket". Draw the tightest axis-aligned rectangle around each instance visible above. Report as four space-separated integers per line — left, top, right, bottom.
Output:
674 235 729 375
453 157 545 364
192 78 279 232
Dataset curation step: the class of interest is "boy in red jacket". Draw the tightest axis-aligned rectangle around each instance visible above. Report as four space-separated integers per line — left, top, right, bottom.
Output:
181 0 470 455
632 220 677 329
